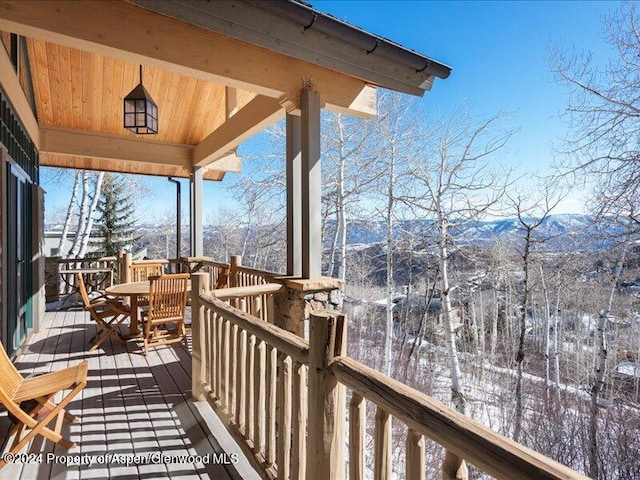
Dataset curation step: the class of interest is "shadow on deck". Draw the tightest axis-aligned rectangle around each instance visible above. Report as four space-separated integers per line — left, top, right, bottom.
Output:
0 310 260 480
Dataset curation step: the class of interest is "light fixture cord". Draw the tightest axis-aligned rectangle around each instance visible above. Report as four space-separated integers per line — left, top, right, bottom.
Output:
139 65 143 84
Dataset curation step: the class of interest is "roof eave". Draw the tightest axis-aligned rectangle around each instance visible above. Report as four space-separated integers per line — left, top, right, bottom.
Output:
131 0 451 97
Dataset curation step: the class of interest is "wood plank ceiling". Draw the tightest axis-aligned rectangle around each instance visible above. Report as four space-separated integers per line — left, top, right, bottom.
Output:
26 38 256 180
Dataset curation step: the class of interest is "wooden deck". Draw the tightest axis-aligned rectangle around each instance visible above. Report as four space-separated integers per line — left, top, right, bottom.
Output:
0 309 260 480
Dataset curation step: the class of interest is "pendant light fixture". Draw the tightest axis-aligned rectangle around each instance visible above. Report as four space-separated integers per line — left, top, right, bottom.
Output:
123 65 158 134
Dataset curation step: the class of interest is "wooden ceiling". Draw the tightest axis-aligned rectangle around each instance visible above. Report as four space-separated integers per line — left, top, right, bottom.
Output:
24 38 256 180
27 38 255 145
0 0 381 182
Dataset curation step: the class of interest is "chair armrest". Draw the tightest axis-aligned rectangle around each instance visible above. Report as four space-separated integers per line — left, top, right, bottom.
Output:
89 298 108 307
107 300 131 315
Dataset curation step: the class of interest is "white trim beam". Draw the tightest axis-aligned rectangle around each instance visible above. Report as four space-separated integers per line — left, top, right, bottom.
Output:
39 127 192 173
201 151 242 174
193 95 284 168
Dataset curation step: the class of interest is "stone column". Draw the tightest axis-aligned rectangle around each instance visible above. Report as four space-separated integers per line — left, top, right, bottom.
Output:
273 277 344 339
44 257 61 303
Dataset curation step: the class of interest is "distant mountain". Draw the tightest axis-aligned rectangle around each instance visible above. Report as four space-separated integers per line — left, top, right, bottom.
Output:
337 214 623 252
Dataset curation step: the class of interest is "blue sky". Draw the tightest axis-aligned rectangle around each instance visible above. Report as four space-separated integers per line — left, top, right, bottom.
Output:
42 0 618 225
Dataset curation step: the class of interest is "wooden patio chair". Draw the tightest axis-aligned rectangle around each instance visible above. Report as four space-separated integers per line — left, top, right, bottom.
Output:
129 262 164 282
77 273 131 351
140 273 189 355
129 263 164 306
0 342 88 468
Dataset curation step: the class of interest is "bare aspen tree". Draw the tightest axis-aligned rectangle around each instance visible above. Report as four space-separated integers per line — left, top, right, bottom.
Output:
407 110 513 414
552 269 562 402
538 263 552 401
589 242 627 479
405 111 512 480
508 182 562 441
68 171 91 258
553 7 640 473
372 92 417 376
226 129 287 268
57 170 80 257
322 110 381 280
77 172 105 257
553 3 640 229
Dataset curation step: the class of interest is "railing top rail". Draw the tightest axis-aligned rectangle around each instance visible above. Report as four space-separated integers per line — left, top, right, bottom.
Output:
200 292 309 364
181 257 229 266
331 356 589 480
233 265 283 279
182 256 230 268
49 256 117 264
211 283 284 300
131 258 169 265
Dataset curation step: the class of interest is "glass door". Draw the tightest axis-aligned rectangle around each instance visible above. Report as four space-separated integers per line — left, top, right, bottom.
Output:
6 161 29 355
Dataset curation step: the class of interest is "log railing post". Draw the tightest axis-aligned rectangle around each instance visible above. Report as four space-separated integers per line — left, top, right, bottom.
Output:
374 407 392 480
443 451 469 480
230 255 241 288
349 393 366 480
191 272 209 401
123 252 132 284
406 429 425 480
307 311 346 480
117 250 124 283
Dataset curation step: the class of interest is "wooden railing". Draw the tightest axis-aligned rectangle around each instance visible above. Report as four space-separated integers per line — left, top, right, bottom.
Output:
181 256 231 288
191 272 589 480
212 284 282 324
191 274 300 478
44 256 117 302
233 264 281 287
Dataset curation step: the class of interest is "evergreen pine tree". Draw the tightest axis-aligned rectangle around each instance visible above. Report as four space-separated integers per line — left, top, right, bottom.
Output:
91 174 140 256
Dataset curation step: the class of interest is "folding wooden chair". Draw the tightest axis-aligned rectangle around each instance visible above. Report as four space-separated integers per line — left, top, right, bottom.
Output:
129 263 164 306
129 262 164 282
140 273 189 355
0 342 88 468
77 273 131 351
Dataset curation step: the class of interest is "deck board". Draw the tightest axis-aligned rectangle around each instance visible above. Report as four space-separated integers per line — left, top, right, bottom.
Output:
0 309 259 480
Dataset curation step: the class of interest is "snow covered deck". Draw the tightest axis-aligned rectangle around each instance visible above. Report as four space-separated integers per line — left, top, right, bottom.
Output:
0 309 259 480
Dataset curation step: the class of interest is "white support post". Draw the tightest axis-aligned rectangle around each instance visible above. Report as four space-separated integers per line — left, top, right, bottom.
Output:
286 113 302 277
32 186 45 333
300 89 321 279
190 167 204 257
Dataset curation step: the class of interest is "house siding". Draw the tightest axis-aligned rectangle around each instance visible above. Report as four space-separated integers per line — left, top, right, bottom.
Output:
0 85 39 355
0 156 6 345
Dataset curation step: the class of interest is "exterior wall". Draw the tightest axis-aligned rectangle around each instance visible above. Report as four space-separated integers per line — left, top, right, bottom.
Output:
0 85 40 355
0 153 6 345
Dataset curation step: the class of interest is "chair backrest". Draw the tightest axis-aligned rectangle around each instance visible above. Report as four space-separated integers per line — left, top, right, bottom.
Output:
148 273 189 321
76 273 92 309
0 341 25 409
130 263 164 282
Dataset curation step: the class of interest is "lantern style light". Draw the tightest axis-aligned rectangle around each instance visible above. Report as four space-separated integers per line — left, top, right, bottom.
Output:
123 66 158 134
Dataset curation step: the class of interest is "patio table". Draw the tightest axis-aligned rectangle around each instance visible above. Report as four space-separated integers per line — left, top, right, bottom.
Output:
105 280 191 336
58 267 113 308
